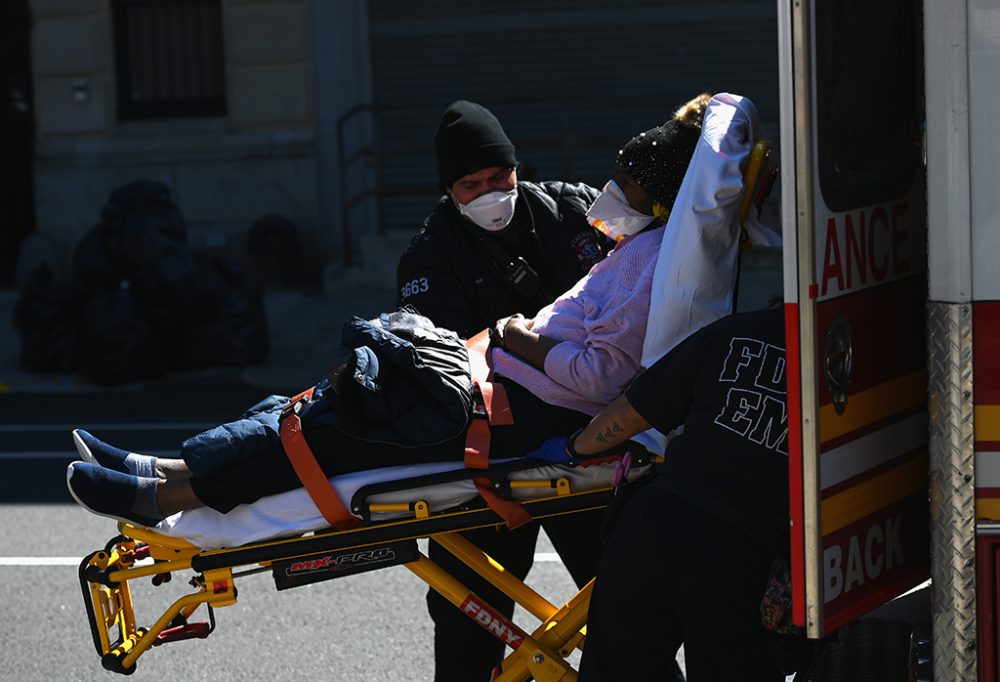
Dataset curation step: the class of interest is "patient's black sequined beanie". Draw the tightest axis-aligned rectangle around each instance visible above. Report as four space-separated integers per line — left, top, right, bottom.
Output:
435 101 519 189
617 119 701 208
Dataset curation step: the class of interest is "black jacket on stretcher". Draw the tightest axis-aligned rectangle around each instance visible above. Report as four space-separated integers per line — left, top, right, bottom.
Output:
325 309 472 446
181 310 473 480
396 181 609 338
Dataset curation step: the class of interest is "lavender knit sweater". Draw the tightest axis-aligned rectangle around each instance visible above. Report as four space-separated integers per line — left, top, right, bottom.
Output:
491 226 663 416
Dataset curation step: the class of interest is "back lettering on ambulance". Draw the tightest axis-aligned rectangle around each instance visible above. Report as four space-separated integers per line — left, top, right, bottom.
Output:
714 338 789 455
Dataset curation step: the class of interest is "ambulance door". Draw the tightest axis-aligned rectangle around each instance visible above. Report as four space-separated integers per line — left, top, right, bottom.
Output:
779 0 928 637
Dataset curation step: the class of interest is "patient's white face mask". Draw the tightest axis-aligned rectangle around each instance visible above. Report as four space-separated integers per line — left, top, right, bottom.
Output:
453 189 518 232
585 180 654 242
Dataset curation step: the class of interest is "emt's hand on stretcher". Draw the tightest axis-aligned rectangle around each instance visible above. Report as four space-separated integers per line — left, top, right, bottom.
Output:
526 437 580 466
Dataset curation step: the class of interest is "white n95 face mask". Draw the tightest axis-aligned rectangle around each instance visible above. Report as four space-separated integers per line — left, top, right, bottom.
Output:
454 189 518 231
586 180 654 241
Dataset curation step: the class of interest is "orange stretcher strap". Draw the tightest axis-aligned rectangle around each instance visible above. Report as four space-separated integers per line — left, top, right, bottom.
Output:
279 387 360 530
466 329 492 385
464 418 492 470
464 330 532 529
463 330 514 469
474 477 532 530
478 377 513 426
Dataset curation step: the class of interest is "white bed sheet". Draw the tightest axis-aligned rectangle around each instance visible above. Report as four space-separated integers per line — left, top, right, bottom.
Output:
155 458 643 550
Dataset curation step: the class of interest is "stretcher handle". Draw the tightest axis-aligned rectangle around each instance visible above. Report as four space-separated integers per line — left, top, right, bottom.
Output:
153 622 212 645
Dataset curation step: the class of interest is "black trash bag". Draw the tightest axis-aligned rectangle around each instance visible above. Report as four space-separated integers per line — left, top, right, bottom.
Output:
179 252 270 368
72 180 186 299
11 263 79 372
99 180 187 277
75 286 168 385
128 245 197 363
71 225 119 300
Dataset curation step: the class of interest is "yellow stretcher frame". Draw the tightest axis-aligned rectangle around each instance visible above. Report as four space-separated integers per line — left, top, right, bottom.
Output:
79 477 618 680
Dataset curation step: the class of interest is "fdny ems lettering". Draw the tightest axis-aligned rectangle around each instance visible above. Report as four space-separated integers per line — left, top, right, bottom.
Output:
460 596 526 648
821 202 911 296
823 512 905 603
714 338 788 455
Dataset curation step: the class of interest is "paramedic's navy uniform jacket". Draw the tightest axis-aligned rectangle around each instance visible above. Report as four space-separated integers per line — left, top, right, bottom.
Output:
396 181 607 338
626 306 790 553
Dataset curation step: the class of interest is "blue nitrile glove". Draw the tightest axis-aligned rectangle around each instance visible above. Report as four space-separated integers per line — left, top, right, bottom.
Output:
527 437 579 466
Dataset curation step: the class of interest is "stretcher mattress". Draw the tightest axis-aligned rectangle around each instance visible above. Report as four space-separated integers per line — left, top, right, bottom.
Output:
154 458 640 550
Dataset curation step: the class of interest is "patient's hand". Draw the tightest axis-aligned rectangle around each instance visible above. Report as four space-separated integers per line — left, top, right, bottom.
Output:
493 314 533 349
503 314 533 337
498 315 557 371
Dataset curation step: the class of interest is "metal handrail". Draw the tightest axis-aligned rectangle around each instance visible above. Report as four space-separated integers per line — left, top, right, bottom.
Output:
335 103 382 265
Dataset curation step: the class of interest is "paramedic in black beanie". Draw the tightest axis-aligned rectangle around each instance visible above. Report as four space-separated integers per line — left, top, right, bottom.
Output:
396 100 611 682
397 100 609 337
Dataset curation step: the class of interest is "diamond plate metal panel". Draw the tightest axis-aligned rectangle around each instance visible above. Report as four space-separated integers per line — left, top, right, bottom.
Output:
928 301 976 681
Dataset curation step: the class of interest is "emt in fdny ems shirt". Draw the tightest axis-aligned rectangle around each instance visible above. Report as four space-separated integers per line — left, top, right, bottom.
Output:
572 306 791 682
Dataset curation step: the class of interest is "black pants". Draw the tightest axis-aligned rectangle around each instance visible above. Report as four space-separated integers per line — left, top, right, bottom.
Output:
427 509 605 682
422 381 604 681
190 424 465 512
578 485 783 682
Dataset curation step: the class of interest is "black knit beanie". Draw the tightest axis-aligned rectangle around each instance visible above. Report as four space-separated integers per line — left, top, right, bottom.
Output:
435 101 518 190
617 119 701 208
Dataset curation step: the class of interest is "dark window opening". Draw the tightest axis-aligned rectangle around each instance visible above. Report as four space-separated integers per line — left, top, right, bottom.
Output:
815 0 921 212
112 0 226 120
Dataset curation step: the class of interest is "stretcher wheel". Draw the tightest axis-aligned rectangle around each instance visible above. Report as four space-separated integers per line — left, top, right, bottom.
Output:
85 564 116 588
101 652 136 676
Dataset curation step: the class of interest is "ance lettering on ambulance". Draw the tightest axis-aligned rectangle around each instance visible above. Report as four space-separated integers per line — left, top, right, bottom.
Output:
816 200 927 299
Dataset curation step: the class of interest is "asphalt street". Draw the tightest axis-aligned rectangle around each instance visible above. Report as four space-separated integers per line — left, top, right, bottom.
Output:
1 503 590 682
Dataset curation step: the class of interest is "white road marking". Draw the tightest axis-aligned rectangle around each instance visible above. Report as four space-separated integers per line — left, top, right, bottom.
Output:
533 552 560 562
2 554 564 566
0 423 212 433
0 450 174 459
0 557 83 566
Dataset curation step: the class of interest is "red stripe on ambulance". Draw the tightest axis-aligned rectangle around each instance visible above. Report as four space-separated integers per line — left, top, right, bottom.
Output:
784 303 808 627
814 275 926 404
974 302 1000 405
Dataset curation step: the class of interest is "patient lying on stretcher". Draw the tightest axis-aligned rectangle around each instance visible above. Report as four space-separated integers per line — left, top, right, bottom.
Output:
66 92 776 531
66 221 660 527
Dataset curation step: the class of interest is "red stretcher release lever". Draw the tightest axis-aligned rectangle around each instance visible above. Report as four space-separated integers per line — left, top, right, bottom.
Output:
153 622 212 646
